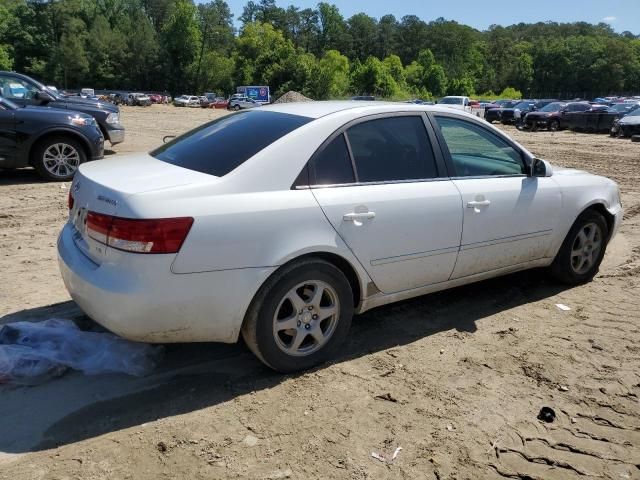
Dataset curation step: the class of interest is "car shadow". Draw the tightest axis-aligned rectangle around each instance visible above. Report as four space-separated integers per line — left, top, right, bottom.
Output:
0 168 47 186
0 268 568 454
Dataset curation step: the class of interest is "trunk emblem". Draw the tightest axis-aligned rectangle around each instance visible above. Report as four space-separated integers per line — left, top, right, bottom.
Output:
97 195 117 207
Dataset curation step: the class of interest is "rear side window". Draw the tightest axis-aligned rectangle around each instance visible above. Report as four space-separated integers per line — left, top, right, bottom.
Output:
311 134 355 185
151 110 312 177
346 116 438 182
566 103 589 112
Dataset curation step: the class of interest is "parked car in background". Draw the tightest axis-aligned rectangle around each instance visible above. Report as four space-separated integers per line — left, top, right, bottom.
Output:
484 100 517 123
608 103 640 115
502 100 556 125
351 96 376 101
611 108 640 137
148 94 163 104
173 95 200 107
0 97 104 180
523 102 593 131
438 96 472 113
210 97 229 109
199 93 217 108
129 93 151 107
0 71 125 145
59 102 621 372
228 96 260 110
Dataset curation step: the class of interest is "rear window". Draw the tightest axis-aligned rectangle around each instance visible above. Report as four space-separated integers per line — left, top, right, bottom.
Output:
151 110 312 176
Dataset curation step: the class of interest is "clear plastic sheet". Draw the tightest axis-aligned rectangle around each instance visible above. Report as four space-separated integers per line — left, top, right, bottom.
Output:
0 318 163 385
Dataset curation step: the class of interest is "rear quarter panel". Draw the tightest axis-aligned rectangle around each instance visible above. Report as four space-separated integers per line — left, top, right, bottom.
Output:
119 188 373 298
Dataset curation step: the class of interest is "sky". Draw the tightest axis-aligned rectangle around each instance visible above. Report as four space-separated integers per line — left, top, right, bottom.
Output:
217 0 640 34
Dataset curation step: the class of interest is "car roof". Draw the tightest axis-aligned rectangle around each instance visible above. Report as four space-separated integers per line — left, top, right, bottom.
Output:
261 100 478 119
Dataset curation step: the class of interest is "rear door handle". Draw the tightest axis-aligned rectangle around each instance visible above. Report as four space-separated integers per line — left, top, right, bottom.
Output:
467 200 491 208
343 212 376 222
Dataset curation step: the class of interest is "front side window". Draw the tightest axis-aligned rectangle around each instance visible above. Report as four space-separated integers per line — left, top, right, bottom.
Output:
152 110 312 177
435 116 525 177
346 116 438 183
0 76 39 101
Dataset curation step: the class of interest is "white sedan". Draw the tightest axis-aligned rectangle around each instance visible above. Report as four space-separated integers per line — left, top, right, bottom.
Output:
58 102 622 372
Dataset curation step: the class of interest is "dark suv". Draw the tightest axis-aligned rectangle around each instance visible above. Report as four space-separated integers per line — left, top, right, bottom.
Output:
0 97 104 180
501 100 557 125
524 102 591 131
0 72 125 145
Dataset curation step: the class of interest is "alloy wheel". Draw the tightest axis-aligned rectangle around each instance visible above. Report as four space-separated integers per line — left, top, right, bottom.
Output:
43 143 80 178
272 280 340 357
570 222 603 275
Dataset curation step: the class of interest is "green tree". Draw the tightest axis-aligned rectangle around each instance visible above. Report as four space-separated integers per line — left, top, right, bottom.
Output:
310 49 350 99
351 56 397 98
161 0 201 94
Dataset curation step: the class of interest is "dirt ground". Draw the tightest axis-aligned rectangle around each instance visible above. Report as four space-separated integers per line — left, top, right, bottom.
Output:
0 104 639 479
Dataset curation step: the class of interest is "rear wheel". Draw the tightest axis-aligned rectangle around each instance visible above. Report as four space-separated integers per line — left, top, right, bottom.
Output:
550 210 609 285
242 258 354 373
549 119 560 131
32 136 86 181
233 105 241 111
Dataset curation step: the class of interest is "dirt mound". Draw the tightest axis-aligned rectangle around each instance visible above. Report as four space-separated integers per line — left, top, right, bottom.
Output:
273 91 313 104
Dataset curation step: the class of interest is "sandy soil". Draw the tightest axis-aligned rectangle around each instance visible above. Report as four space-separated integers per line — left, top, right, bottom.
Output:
0 105 638 479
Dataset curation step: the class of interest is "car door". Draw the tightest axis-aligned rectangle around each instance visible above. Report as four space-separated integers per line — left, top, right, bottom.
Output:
308 113 463 294
431 114 561 279
0 106 17 165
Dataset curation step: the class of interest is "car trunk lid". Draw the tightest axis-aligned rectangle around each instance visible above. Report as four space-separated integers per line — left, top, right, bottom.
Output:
68 154 216 264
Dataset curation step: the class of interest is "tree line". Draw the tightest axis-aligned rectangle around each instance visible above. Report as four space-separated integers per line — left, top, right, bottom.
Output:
1 0 639 99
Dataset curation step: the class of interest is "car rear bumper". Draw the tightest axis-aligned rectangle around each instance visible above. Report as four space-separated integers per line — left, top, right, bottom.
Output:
57 223 275 344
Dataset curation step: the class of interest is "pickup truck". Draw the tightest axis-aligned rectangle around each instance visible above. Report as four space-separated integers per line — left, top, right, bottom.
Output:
437 96 473 113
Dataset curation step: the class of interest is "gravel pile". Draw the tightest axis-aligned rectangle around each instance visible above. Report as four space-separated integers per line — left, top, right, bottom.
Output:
273 91 313 104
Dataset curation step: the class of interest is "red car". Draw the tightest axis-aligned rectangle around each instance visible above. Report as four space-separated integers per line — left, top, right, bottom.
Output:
210 97 229 109
148 94 163 104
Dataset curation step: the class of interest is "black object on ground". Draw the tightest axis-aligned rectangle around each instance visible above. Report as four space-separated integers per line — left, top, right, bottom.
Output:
537 406 556 423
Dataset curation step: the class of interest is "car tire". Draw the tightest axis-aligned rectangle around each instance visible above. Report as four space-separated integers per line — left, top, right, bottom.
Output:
242 258 354 373
549 209 609 285
233 105 241 111
32 136 86 181
631 135 640 143
549 119 560 131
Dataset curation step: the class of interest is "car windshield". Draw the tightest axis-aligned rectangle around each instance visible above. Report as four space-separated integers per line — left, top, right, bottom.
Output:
439 97 463 105
540 102 563 112
609 104 633 113
151 110 313 177
514 102 533 109
626 108 640 117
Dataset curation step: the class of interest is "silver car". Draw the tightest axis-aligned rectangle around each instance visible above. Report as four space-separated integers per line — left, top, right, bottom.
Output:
228 96 260 111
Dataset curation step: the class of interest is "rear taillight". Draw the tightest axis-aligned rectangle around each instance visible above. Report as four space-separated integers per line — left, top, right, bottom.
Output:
68 191 74 210
86 212 193 254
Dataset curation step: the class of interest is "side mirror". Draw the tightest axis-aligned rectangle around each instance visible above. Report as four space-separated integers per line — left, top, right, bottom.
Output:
36 90 55 103
531 158 553 177
162 135 176 144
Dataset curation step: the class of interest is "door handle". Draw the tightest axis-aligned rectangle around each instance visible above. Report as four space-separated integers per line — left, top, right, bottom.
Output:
343 212 376 222
467 200 491 208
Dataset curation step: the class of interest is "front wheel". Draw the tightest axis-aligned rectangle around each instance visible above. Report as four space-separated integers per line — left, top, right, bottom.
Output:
242 258 354 373
32 136 86 181
550 210 609 284
549 119 560 131
233 105 241 111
